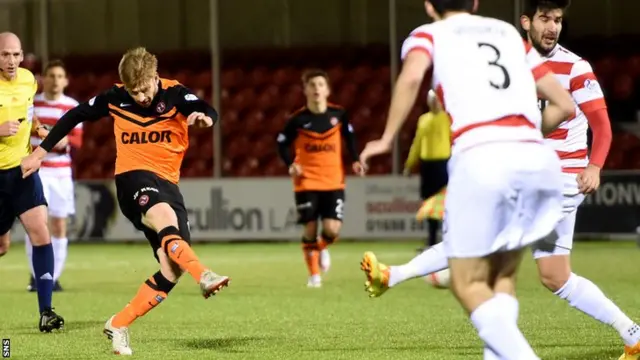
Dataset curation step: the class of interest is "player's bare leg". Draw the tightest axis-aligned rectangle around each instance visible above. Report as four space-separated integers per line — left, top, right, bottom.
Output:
143 202 229 298
536 254 640 359
302 221 321 287
104 202 228 355
449 250 539 360
318 218 341 273
0 231 10 257
21 205 64 332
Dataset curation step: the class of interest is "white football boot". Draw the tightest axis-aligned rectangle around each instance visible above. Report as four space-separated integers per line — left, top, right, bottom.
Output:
307 274 322 288
103 315 133 355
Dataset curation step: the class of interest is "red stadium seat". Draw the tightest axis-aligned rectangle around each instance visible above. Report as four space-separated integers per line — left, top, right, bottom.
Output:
193 70 212 91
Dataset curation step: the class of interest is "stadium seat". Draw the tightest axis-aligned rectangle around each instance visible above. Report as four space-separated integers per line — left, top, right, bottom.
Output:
71 41 640 179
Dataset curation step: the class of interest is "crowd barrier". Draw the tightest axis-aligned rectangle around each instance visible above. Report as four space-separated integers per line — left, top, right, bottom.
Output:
9 173 640 242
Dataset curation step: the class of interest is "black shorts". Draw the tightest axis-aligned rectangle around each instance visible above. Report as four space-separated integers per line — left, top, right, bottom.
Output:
0 167 47 235
294 190 345 224
419 159 449 200
115 170 190 260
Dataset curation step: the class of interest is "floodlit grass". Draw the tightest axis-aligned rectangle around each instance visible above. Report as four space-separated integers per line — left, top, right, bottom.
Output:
1 241 638 359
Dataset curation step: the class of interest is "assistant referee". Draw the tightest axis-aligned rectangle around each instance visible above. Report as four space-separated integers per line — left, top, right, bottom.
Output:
403 90 450 251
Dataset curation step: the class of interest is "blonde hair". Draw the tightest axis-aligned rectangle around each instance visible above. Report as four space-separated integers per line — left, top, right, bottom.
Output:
118 47 157 89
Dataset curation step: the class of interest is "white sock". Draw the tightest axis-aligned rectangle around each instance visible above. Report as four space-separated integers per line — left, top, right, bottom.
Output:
52 237 68 281
24 235 35 278
470 293 539 360
388 242 448 287
555 273 640 346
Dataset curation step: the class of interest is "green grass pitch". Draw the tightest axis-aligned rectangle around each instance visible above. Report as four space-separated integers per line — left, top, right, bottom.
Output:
1 241 638 359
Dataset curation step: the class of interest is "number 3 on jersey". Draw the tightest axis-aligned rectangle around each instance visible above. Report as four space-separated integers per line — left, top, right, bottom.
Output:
478 42 511 90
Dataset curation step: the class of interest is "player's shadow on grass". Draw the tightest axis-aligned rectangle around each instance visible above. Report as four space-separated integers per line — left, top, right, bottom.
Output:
177 336 270 353
9 319 102 335
552 349 621 360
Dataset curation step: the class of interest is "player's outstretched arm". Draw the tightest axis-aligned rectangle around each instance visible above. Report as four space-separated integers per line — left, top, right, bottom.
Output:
536 72 575 135
176 86 218 127
21 92 110 178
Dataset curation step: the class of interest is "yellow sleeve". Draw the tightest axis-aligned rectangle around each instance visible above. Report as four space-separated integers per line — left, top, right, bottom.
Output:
404 114 428 170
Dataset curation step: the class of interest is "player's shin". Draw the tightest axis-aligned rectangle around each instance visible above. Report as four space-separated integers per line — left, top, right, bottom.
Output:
158 226 206 282
32 243 54 313
301 236 320 277
388 242 448 287
451 255 539 360
553 272 640 347
111 271 175 328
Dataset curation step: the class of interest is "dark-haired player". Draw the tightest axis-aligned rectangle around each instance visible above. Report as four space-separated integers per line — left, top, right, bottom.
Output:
26 60 80 292
522 1 640 358
21 47 230 355
359 0 576 357
360 1 640 359
277 69 363 288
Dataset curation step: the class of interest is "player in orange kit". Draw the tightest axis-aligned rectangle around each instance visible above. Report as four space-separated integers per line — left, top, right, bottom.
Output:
277 69 363 288
21 47 230 355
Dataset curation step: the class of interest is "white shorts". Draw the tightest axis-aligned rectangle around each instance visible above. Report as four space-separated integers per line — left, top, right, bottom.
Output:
443 142 564 259
531 172 585 259
40 173 75 218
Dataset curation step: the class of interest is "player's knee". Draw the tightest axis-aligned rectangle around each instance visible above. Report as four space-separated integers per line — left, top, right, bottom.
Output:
49 217 66 238
143 203 178 232
321 220 341 240
300 235 318 250
157 225 189 257
303 221 318 239
449 259 491 297
539 269 571 292
150 270 177 294
536 255 571 292
320 229 339 244
20 206 50 246
492 277 517 296
0 233 9 257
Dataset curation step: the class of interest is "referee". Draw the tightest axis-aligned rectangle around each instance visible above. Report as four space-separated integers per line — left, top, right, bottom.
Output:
403 90 450 251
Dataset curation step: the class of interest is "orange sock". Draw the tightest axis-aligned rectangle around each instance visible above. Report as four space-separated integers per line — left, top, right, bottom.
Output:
159 226 207 282
112 272 175 328
301 238 320 276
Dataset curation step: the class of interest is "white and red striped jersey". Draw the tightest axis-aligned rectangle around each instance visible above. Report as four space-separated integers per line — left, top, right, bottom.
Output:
31 93 81 176
401 14 548 155
541 45 607 172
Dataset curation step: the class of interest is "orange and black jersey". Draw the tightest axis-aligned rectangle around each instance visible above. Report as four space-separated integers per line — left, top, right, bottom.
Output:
276 105 358 191
39 79 218 184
